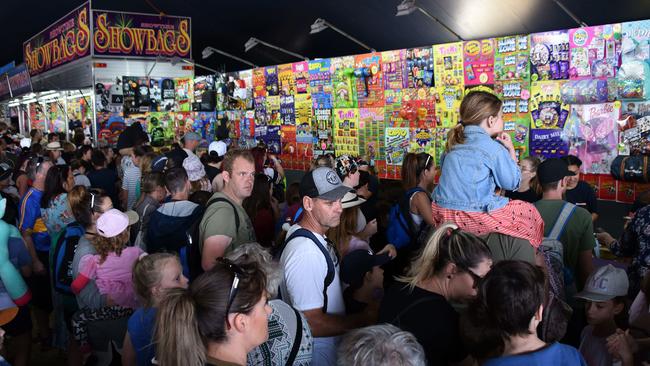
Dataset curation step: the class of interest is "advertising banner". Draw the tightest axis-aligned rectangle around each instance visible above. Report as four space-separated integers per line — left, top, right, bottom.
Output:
8 64 33 96
23 2 91 76
93 9 191 59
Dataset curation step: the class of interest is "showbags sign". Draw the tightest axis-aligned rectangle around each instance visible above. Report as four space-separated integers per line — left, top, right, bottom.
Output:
23 2 91 76
93 10 191 59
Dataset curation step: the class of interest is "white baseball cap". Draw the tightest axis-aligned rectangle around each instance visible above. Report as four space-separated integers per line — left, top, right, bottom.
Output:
208 141 227 157
575 264 629 302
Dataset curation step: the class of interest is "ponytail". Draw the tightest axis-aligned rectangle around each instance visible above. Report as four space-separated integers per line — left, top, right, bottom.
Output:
155 288 205 366
398 223 491 291
445 124 465 152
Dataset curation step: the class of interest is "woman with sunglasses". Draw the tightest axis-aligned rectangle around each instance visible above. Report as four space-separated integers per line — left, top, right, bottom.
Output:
155 258 272 366
379 223 492 366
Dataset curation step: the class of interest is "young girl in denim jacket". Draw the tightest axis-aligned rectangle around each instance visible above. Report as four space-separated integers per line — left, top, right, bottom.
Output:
432 91 544 247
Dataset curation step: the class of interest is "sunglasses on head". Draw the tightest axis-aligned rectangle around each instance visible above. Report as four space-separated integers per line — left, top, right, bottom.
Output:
217 258 247 325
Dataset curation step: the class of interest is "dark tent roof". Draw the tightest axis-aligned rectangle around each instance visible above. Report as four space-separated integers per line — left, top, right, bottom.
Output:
3 0 650 73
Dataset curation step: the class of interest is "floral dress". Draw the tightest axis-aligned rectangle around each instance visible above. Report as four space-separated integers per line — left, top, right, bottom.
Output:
611 205 650 296
40 193 75 236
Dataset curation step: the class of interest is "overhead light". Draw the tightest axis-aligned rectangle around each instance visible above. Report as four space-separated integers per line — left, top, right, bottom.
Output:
22 98 37 104
244 38 259 53
396 0 418 16
202 46 258 68
244 37 309 61
395 0 463 41
7 102 20 107
310 18 328 34
309 18 375 52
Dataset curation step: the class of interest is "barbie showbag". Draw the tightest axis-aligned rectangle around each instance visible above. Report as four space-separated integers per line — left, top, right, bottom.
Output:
566 103 620 174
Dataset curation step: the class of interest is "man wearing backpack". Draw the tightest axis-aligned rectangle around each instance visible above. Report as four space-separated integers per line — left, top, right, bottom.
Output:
535 158 595 292
534 158 595 346
146 167 203 277
278 167 379 366
199 149 256 272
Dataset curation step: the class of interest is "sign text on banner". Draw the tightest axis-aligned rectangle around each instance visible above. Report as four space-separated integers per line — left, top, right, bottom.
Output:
92 10 191 58
23 2 91 76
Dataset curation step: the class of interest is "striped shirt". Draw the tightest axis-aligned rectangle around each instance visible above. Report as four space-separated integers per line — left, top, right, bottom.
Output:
121 156 141 210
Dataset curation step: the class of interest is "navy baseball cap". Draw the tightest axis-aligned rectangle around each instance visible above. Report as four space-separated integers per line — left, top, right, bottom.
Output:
340 249 391 285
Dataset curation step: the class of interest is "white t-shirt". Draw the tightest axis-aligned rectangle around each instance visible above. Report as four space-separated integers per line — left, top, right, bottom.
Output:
279 224 345 366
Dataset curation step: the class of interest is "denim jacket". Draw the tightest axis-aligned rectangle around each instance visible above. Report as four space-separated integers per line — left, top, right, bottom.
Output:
433 125 520 212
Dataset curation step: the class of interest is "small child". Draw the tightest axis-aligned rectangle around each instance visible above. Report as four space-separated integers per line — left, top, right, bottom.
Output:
340 249 390 315
432 91 544 247
122 253 188 366
131 172 166 250
71 159 91 188
576 264 629 366
71 208 143 352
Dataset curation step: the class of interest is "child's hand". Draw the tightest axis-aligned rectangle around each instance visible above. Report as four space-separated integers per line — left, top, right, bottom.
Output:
377 244 397 259
496 132 514 150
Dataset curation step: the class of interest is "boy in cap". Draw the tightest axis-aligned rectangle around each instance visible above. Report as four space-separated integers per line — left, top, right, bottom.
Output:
340 249 390 315
576 264 629 366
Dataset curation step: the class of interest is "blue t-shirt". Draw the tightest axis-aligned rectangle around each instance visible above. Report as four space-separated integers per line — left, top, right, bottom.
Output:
18 188 50 252
128 307 157 366
483 342 586 366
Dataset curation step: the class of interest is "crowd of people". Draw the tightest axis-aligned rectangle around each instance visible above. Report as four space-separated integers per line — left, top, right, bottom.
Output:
0 90 648 366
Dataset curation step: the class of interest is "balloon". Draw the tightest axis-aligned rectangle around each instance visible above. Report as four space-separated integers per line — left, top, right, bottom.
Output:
0 198 31 306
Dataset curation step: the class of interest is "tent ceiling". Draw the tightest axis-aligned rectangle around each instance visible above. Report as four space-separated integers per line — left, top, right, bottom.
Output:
3 0 650 73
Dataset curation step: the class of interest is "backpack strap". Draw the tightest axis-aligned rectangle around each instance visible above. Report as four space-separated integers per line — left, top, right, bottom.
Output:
399 187 429 237
286 306 304 365
549 203 576 241
283 228 336 314
205 197 240 232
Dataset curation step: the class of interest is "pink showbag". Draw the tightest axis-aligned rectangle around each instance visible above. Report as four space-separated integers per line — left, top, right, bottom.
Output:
567 103 620 174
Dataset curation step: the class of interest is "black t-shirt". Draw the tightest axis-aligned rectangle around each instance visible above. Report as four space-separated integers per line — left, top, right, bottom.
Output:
343 287 368 315
87 168 119 206
204 164 222 183
379 284 467 365
505 188 541 203
565 180 598 214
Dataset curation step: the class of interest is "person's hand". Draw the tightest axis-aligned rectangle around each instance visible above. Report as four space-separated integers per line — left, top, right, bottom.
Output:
33 259 45 275
596 232 616 247
496 132 515 151
377 244 397 259
607 329 635 365
362 219 378 238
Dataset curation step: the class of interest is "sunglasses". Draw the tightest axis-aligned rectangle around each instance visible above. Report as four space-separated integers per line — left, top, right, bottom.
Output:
457 264 482 289
218 258 246 324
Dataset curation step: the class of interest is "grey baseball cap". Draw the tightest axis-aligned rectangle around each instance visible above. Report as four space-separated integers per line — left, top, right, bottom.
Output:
182 132 201 142
300 167 353 201
575 264 629 302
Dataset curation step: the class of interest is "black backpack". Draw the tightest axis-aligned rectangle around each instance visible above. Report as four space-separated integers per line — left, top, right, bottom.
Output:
51 222 85 294
189 197 241 280
275 228 335 313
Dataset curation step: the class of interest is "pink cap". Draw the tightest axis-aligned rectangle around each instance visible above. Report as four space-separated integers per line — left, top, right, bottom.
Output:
96 209 129 238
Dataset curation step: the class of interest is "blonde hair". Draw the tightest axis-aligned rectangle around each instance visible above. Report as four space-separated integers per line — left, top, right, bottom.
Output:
446 91 503 151
132 253 179 307
398 223 492 290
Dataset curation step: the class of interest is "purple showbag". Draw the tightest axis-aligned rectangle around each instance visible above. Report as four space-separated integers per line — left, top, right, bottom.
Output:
529 129 569 158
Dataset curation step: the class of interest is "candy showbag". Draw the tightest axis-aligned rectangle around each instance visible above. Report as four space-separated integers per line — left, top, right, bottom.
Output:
566 103 620 174
560 79 611 104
